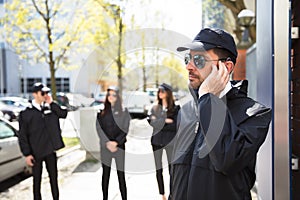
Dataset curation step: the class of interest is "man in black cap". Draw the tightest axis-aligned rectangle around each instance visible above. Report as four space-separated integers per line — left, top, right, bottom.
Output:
18 82 68 200
170 28 272 199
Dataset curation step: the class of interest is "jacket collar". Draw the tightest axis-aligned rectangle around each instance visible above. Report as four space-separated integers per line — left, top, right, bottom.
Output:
226 80 248 99
32 100 42 111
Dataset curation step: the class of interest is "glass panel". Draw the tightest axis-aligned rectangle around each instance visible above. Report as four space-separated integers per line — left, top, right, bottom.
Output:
0 121 15 139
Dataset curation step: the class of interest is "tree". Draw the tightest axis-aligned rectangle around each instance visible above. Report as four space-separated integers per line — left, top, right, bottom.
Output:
92 0 168 94
3 0 91 100
204 0 255 45
92 0 127 95
202 0 226 29
161 54 188 91
217 0 255 44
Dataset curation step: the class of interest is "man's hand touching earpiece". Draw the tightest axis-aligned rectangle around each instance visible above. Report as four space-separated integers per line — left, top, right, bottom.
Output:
45 94 53 104
198 61 229 98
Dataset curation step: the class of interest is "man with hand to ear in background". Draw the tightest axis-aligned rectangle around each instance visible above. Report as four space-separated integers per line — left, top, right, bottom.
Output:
18 82 68 200
170 28 272 200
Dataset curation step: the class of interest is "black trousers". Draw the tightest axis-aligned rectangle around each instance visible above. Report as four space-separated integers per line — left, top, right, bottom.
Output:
32 152 59 200
152 144 173 195
101 147 127 200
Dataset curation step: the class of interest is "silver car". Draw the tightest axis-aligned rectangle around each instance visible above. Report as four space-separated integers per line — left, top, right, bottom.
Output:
123 91 152 119
0 117 28 182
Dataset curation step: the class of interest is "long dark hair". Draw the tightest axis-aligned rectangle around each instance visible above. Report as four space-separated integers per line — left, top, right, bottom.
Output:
101 89 123 116
157 88 176 114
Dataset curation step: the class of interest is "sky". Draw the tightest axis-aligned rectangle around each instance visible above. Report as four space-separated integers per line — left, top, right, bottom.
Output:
124 0 203 40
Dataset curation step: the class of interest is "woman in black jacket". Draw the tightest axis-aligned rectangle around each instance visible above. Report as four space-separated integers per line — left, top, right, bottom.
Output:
96 86 130 200
148 83 180 200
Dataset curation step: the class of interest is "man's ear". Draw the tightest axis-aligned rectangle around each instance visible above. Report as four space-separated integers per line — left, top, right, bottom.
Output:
32 92 37 99
225 61 234 73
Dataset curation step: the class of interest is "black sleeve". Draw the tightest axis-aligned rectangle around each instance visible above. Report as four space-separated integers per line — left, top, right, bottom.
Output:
148 105 165 132
163 105 180 132
18 110 31 156
50 102 68 119
95 111 110 146
115 108 131 145
198 93 272 175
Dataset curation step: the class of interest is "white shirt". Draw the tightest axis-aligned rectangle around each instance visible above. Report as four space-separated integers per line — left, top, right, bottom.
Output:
32 100 50 111
32 100 42 111
219 81 233 98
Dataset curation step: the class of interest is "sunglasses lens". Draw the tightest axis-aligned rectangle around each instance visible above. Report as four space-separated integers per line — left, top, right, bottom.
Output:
184 53 191 65
194 55 206 69
184 53 206 69
108 93 117 97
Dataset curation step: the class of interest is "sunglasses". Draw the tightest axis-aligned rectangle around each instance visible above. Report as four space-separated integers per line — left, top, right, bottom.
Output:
108 93 117 97
158 89 166 93
41 91 49 96
184 53 228 69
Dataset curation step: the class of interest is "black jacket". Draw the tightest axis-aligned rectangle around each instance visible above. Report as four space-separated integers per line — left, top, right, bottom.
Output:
171 80 272 200
18 102 68 159
96 107 130 149
149 104 180 146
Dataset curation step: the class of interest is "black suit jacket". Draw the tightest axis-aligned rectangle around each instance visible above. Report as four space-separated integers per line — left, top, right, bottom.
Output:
18 102 68 159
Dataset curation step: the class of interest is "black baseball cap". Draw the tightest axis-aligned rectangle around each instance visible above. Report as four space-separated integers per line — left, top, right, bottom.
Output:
32 82 50 93
177 28 238 59
159 83 173 91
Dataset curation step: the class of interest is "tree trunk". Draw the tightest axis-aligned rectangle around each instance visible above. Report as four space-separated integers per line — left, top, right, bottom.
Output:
50 60 57 100
117 9 123 96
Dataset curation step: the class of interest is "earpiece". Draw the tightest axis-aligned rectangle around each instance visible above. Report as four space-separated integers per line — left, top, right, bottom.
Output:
226 57 232 62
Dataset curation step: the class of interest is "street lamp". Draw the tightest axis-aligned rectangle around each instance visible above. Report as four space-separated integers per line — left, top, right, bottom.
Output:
238 9 255 26
238 9 255 47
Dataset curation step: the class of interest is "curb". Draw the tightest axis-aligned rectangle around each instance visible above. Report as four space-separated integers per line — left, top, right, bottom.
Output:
57 144 81 158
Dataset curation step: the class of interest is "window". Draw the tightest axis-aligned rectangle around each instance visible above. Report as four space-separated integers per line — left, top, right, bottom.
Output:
46 78 70 93
0 121 15 139
21 78 42 93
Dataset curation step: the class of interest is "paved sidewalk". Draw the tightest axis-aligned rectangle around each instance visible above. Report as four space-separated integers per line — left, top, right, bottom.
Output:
60 160 169 200
0 147 257 200
59 159 258 200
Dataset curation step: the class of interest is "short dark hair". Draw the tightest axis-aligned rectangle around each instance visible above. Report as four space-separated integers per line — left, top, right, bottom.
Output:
212 48 237 65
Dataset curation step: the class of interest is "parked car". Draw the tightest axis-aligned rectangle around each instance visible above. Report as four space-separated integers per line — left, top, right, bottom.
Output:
146 88 158 103
123 91 151 119
90 100 105 110
54 93 79 111
0 101 22 122
0 96 31 110
0 117 29 182
90 92 106 110
95 92 107 103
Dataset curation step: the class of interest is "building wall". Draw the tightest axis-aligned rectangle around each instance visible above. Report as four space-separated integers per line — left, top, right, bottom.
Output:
291 1 300 199
256 0 273 199
0 47 73 96
245 43 257 100
5 49 20 94
0 0 75 96
233 49 247 80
